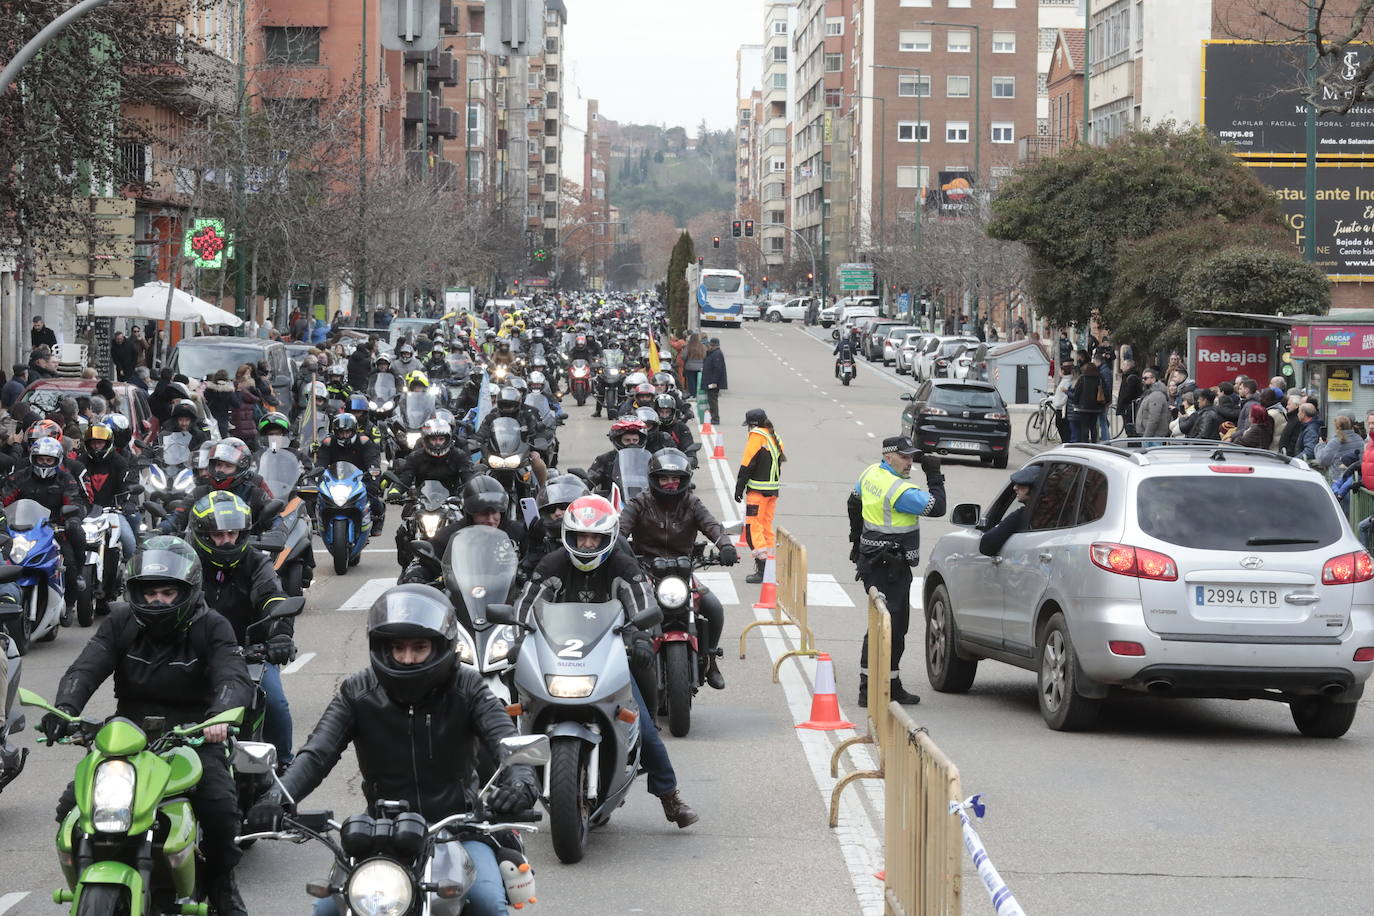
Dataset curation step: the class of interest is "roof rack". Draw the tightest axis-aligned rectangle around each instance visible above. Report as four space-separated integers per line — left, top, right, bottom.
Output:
1060 438 1298 467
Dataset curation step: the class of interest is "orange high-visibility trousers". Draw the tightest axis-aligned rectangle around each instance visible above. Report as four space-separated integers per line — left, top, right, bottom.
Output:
744 490 777 559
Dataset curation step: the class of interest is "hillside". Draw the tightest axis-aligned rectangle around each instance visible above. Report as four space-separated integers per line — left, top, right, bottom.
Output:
607 124 736 226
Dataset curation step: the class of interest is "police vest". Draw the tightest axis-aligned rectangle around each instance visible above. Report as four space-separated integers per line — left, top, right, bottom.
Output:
746 430 782 493
857 463 922 559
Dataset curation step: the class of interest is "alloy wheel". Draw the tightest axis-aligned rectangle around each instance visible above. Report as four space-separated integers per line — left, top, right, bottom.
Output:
1040 630 1066 712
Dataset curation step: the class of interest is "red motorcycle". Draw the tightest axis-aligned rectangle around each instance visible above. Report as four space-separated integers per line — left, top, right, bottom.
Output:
568 358 593 406
642 546 721 737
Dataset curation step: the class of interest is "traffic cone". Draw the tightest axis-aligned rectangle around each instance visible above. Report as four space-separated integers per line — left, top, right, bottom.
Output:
797 653 855 731
711 428 727 460
752 551 777 610
701 412 715 437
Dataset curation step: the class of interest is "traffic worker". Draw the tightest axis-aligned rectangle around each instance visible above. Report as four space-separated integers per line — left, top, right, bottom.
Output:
734 408 784 584
847 436 946 707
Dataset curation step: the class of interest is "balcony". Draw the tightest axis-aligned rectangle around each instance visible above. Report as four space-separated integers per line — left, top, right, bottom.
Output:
127 38 236 113
432 106 459 139
405 91 439 125
406 149 427 179
439 0 457 34
1018 134 1068 162
437 51 458 87
435 158 457 188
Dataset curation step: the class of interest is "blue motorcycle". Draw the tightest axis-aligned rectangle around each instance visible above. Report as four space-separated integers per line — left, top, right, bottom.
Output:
3 499 68 655
315 461 371 576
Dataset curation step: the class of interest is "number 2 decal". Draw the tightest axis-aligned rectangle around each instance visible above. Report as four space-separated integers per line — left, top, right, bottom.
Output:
557 640 585 659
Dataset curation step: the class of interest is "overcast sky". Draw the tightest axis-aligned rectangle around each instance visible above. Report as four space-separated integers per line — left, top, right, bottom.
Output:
563 0 761 130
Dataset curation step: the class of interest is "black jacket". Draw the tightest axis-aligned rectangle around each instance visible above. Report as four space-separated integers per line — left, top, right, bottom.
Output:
202 550 292 646
56 603 251 726
83 450 135 509
111 338 139 380
168 474 274 531
1115 369 1142 420
1074 370 1103 412
514 545 653 623
979 506 1025 557
702 348 728 390
347 348 374 391
656 423 695 454
619 489 727 559
395 448 473 492
1 464 82 517
1178 405 1222 441
281 664 532 821
316 434 382 473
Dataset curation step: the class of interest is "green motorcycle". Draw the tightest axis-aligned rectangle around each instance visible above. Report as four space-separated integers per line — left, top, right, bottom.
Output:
19 689 244 916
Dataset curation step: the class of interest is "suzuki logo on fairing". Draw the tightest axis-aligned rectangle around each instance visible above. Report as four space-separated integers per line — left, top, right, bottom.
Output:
1240 556 1264 569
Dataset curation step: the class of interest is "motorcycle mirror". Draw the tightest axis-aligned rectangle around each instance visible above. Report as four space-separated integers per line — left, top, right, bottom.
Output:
628 605 663 630
484 602 517 625
254 499 286 532
498 734 551 768
125 484 145 496
61 504 82 519
411 541 441 568
231 740 279 775
831 330 840 340
270 596 306 619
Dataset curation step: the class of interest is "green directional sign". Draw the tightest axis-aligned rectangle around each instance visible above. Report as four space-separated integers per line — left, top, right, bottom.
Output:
838 262 874 292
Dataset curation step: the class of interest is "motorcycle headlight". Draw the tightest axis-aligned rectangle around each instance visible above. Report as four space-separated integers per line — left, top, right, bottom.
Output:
484 624 518 667
404 432 421 448
656 576 690 610
92 759 136 833
428 385 443 397
418 513 441 538
456 636 475 666
487 455 518 469
345 857 414 916
82 518 102 539
380 400 394 413
328 483 354 505
174 469 196 493
573 367 588 378
545 674 596 698
10 535 35 563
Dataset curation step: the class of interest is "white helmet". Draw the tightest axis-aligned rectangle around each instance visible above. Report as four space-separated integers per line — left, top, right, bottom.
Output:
562 495 619 573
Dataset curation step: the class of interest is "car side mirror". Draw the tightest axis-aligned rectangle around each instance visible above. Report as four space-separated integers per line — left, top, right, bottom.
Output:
951 503 982 527
900 393 917 402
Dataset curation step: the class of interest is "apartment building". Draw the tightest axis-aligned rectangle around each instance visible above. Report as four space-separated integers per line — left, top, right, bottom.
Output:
849 0 1038 244
536 0 567 261
580 98 614 282
791 0 854 282
760 1 796 269
735 43 765 218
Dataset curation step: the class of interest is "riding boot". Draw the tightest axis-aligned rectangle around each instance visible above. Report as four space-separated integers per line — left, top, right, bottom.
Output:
857 674 868 708
890 679 922 706
658 790 699 828
745 558 765 584
207 872 248 916
704 652 725 690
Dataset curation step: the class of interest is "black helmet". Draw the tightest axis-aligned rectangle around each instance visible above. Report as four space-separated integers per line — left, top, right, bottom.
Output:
366 584 460 706
189 491 253 570
461 475 506 520
171 399 198 422
634 406 660 434
332 412 359 443
537 473 590 537
648 448 692 499
496 386 521 416
654 393 677 424
208 438 252 488
258 411 291 439
125 537 204 640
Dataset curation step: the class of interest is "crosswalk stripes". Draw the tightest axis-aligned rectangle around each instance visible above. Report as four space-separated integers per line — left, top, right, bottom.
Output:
338 577 394 611
694 570 739 607
805 574 854 608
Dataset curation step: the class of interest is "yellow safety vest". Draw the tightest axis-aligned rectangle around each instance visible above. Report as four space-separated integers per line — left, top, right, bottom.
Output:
858 463 921 535
746 429 782 492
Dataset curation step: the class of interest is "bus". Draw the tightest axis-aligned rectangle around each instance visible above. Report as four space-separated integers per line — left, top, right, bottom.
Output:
692 267 747 327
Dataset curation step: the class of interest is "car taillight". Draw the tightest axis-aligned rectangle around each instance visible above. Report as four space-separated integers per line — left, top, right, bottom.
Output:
1108 641 1146 657
1089 542 1178 581
1321 551 1374 585
937 359 948 367
1353 647 1374 662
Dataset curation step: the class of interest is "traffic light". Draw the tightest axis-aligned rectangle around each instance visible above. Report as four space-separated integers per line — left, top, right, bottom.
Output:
712 236 721 249
731 220 742 238
761 275 768 284
806 272 815 286
744 220 755 237
697 256 704 266
513 279 520 289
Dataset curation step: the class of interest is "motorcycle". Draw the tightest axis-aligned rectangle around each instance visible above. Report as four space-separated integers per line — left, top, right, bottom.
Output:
315 461 372 576
839 355 856 386
0 566 31 795
488 595 663 864
440 526 521 703
3 498 74 654
79 485 143 627
139 431 196 526
568 359 593 406
598 348 627 418
482 417 534 515
642 546 724 738
523 391 560 469
233 597 305 837
234 734 549 916
608 446 651 509
19 688 245 915
393 390 439 462
250 447 315 595
394 479 461 571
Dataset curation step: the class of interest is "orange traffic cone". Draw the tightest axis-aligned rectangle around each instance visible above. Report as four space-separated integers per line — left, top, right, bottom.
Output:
797 653 855 731
700 412 715 437
753 551 777 610
711 429 727 460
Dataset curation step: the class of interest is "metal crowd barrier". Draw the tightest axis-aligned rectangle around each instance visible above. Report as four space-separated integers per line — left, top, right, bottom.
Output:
738 527 817 681
828 588 891 825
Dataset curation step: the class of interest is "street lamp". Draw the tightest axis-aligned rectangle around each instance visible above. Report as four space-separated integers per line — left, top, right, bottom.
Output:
918 20 981 180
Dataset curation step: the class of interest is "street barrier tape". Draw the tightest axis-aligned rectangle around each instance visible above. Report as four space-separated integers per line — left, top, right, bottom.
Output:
950 794 1026 916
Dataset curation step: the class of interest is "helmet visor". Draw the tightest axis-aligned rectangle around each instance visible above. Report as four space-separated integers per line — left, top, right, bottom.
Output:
365 585 458 640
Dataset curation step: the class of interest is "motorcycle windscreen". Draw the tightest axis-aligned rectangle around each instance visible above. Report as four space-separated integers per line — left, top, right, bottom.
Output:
160 431 193 469
602 349 625 369
491 417 524 456
448 355 471 379
523 393 552 423
256 449 302 500
535 600 621 656
443 525 519 619
327 461 364 486
8 499 51 532
403 391 438 429
417 479 452 511
615 448 652 501
371 373 397 402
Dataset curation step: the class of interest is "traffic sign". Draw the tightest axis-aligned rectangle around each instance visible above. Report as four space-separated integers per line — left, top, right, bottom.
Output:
379 0 440 52
838 262 874 292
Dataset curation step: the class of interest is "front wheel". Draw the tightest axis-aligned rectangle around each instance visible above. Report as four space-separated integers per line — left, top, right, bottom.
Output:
77 565 96 627
330 518 349 576
574 390 587 407
1025 410 1045 445
925 584 977 693
767 312 782 323
664 642 694 737
1290 695 1358 738
548 737 591 864
75 884 132 916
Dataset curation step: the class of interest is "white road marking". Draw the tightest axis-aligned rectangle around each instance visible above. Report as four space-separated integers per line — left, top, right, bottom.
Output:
910 575 925 610
806 574 855 608
338 577 394 610
867 432 875 439
695 570 740 606
280 652 317 674
0 894 29 915
854 420 864 426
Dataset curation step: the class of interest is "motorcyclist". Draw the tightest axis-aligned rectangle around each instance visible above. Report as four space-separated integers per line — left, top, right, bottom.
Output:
246 585 536 916
517 472 588 579
324 364 352 403
366 353 403 406
346 393 385 446
81 422 138 559
474 386 549 487
655 394 695 454
589 417 649 495
256 411 310 462
619 449 737 689
567 332 599 364
392 342 424 380
617 381 659 420
490 340 515 373
390 417 471 564
833 330 857 379
479 328 498 358
315 413 385 529
168 399 212 449
165 438 274 532
188 491 296 765
527 370 566 421
45 538 252 915
2 436 89 592
634 406 667 453
513 495 699 828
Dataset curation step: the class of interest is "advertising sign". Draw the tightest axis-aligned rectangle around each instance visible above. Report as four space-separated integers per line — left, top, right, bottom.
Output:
1245 162 1374 280
1291 323 1374 359
1202 41 1374 158
1328 367 1355 401
1187 327 1278 389
935 171 975 212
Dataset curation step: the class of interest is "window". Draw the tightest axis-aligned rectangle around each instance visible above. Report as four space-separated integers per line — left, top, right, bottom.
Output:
265 97 319 131
545 118 558 135
772 20 788 35
992 76 1015 98
825 18 844 36
764 182 784 201
740 109 752 125
772 73 787 89
991 122 1014 143
898 75 931 97
545 173 558 192
897 121 929 142
947 30 971 53
768 236 785 252
948 0 971 6
899 30 932 52
766 209 785 224
468 56 485 83
767 127 787 146
825 87 843 107
1027 463 1084 531
946 75 970 98
899 0 932 6
896 165 930 189
1076 470 1108 525
946 121 969 142
545 65 558 81
770 156 787 172
544 146 556 163
1137 477 1341 551
543 201 558 219
773 45 788 62
545 36 558 53
824 53 842 72
116 141 151 186
263 26 320 65
992 31 1015 53
994 0 1017 7
546 91 558 108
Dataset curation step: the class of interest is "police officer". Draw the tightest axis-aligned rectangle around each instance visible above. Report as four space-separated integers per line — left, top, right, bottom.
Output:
847 436 946 707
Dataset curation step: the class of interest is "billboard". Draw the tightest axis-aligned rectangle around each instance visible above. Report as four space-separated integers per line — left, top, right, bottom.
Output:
1202 41 1374 158
1291 323 1374 360
1188 327 1278 390
1245 162 1374 280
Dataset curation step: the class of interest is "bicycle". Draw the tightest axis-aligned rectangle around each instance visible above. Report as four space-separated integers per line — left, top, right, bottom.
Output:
1025 389 1062 446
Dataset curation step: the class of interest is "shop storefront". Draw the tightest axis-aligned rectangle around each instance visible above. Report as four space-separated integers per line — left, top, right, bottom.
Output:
1290 314 1374 426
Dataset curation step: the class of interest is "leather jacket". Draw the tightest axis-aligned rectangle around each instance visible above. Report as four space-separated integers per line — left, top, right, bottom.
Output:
281 664 532 820
618 490 727 560
202 549 292 646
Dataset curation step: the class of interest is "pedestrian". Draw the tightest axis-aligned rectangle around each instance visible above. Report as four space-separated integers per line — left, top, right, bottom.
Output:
1295 403 1323 461
31 315 57 350
1178 387 1222 440
1073 353 1104 443
203 369 239 438
129 325 150 368
668 333 687 389
347 338 374 392
1116 358 1142 436
27 346 57 381
1278 394 1304 456
1056 330 1072 365
1 365 27 408
1315 412 1363 472
110 330 139 381
683 334 706 397
701 336 727 425
1234 378 1261 435
1263 389 1287 448
847 437 946 708
1051 361 1074 443
289 310 309 341
130 366 151 393
1014 315 1027 339
1096 354 1113 441
1135 369 1171 440
1238 402 1277 451
734 409 784 584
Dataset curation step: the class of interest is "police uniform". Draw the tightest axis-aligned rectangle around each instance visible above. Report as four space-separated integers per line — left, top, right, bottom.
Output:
847 436 946 706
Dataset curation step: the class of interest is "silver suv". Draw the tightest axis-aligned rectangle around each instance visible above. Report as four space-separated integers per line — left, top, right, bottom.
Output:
923 441 1374 737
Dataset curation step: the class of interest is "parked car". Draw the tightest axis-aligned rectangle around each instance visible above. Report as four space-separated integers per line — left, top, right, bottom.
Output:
879 325 921 365
925 442 1374 737
899 379 1010 468
895 331 936 376
820 296 880 328
765 297 814 322
914 336 979 381
860 321 904 361
16 378 158 445
742 299 764 321
168 337 294 396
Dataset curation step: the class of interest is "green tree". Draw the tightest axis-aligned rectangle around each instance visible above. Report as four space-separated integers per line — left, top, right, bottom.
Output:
1181 245 1329 319
666 231 695 336
987 124 1279 331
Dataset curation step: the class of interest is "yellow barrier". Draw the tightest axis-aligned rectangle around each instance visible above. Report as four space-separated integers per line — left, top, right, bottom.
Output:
828 588 891 825
738 527 818 682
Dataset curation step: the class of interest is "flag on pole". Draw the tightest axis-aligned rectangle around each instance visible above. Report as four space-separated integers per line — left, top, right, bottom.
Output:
648 337 661 374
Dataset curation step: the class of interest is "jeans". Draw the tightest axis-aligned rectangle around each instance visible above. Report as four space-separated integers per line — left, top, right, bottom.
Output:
631 680 677 796
311 839 506 916
1098 409 1112 441
705 386 721 427
684 369 700 397
114 512 136 558
260 663 293 765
